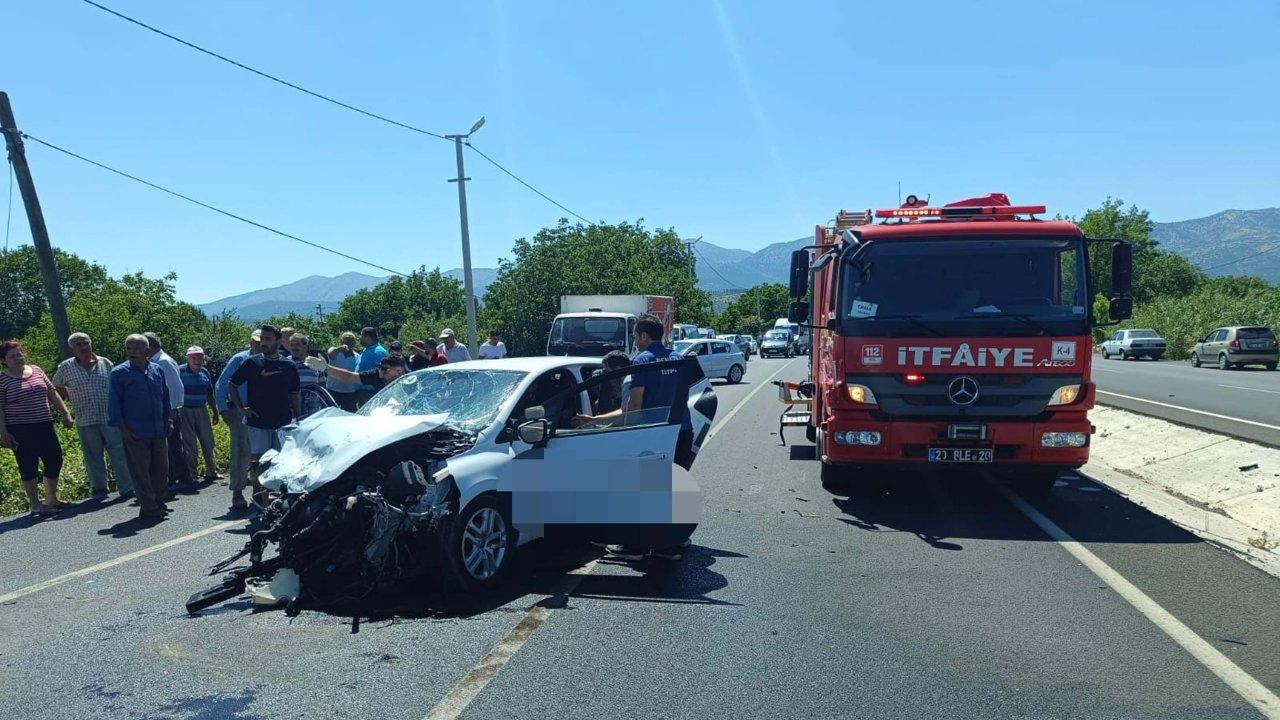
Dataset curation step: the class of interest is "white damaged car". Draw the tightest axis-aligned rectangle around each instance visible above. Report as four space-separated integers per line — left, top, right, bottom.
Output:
186 356 717 613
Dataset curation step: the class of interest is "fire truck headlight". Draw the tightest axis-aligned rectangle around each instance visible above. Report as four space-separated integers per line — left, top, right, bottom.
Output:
846 384 878 405
1047 384 1081 406
834 431 882 446
1041 432 1088 448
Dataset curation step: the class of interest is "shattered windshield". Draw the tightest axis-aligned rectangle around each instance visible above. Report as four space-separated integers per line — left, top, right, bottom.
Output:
357 369 527 434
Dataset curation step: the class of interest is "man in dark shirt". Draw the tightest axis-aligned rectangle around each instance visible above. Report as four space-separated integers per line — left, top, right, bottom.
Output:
407 340 448 371
228 325 300 465
307 354 407 394
570 315 694 561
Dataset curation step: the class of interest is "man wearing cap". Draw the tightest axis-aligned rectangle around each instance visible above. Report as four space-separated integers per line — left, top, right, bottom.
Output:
215 329 260 512
178 347 220 485
437 329 471 363
354 327 387 407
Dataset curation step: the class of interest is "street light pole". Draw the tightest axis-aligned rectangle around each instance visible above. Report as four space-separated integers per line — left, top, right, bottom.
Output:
446 116 485 357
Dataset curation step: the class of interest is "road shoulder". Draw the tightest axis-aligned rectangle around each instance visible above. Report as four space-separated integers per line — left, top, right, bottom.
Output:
1088 405 1280 577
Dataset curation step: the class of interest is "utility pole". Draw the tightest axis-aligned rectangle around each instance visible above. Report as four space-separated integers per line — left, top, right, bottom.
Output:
754 285 760 336
446 116 485 357
0 92 71 360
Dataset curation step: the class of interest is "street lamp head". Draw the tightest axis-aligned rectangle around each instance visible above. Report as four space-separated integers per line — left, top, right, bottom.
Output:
468 116 486 135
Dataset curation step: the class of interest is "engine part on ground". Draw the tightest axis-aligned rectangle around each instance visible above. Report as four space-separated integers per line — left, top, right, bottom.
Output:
246 568 301 607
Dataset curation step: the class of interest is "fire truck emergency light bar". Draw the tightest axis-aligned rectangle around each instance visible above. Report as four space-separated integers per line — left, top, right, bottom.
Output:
875 204 1046 219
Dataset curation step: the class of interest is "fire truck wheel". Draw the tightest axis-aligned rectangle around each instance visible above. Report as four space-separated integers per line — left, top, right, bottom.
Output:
805 424 817 443
820 461 852 495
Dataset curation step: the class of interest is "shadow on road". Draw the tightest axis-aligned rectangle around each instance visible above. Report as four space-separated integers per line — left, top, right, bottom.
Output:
573 544 744 607
825 467 1200 550
97 513 168 538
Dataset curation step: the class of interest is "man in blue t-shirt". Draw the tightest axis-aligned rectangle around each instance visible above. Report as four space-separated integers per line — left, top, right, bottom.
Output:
354 326 387 407
571 314 694 561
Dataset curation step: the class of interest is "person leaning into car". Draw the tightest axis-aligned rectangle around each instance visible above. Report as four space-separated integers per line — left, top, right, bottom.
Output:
305 354 407 393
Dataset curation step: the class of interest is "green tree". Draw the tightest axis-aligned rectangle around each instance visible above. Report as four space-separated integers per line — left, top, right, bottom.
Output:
324 267 465 339
0 246 110 339
483 220 711 356
23 271 206 370
1071 198 1208 303
716 283 791 336
200 311 254 374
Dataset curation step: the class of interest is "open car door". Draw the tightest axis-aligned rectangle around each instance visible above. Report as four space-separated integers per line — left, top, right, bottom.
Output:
510 357 715 546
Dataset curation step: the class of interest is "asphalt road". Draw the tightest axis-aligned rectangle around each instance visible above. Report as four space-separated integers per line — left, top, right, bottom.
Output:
1092 355 1280 445
3 355 1279 719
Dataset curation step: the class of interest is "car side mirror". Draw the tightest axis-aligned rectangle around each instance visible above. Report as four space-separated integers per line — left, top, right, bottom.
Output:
788 300 809 324
517 419 549 445
1108 296 1133 322
524 405 545 421
789 249 810 299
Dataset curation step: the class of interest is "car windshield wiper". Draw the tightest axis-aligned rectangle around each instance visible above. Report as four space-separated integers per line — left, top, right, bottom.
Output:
856 314 943 336
952 312 1054 336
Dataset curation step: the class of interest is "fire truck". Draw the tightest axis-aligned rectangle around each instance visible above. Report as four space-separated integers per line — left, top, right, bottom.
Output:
784 193 1133 492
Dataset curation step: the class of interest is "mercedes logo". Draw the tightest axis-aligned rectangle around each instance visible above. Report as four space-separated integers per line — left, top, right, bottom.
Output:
947 376 979 407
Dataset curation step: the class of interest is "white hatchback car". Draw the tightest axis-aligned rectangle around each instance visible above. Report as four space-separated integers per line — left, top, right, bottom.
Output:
187 356 718 612
673 338 747 384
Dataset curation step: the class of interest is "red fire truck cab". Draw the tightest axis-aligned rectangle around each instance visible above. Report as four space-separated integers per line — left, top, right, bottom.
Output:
786 193 1133 492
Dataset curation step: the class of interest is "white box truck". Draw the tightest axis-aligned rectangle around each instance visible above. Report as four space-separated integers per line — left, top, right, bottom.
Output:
547 295 676 356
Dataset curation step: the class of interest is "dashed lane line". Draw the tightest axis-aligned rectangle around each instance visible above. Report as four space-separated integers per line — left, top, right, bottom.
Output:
999 484 1280 719
421 356 799 720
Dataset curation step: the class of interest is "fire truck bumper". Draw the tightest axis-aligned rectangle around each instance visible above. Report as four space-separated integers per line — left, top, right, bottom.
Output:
822 414 1092 468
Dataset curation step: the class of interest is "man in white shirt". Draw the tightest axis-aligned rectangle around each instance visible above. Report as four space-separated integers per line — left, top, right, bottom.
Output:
144 332 192 489
437 328 472 363
478 330 507 359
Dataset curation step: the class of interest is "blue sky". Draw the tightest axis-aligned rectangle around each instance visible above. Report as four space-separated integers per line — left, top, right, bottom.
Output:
4 0 1278 303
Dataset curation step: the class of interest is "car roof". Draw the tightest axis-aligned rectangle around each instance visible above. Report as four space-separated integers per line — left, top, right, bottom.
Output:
435 356 602 372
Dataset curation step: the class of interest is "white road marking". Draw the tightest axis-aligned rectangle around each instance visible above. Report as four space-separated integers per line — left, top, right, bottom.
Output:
1096 390 1280 431
1092 367 1120 373
423 357 799 720
0 519 244 605
1219 384 1280 396
999 485 1280 719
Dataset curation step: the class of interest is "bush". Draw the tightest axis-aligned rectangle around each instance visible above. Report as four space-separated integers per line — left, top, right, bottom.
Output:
1118 280 1280 359
1 419 232 516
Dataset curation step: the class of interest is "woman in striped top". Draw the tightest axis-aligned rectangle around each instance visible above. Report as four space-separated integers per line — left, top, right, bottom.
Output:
0 340 76 516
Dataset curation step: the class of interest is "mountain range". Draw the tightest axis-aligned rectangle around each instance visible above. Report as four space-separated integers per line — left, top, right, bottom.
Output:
199 209 1279 321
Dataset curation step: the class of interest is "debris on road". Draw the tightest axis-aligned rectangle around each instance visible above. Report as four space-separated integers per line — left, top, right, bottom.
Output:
1238 463 1259 472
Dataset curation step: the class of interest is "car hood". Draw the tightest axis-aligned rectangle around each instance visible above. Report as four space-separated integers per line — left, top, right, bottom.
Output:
259 407 449 495
761 340 788 347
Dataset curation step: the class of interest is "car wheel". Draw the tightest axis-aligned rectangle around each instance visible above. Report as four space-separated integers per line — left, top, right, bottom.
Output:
1119 349 1129 361
444 494 516 595
1101 348 1110 359
1218 354 1232 371
1267 362 1278 371
1191 352 1201 367
727 364 744 384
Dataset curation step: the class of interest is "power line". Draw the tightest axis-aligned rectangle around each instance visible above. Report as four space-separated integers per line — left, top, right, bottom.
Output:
690 239 748 290
22 132 409 277
465 142 593 225
80 0 599 223
79 0 448 140
1199 244 1280 273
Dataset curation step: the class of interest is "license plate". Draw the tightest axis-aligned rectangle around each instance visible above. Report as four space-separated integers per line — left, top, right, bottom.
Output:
928 447 993 463
1247 341 1270 349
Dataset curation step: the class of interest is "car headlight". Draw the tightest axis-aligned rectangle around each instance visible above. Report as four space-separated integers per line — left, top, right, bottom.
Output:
1041 432 1088 448
846 384 877 405
1047 384 1081 406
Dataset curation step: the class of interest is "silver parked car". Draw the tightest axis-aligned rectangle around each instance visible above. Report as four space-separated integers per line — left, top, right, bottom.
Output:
1191 326 1278 370
673 338 746 383
1100 328 1166 360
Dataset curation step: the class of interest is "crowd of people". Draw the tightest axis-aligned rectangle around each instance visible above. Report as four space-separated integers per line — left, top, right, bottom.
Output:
0 324 507 520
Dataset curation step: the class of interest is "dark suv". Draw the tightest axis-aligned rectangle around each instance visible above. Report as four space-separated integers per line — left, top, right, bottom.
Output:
1191 326 1278 370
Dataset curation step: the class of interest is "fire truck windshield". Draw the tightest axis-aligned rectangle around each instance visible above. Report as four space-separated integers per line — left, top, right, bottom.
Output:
838 236 1090 337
